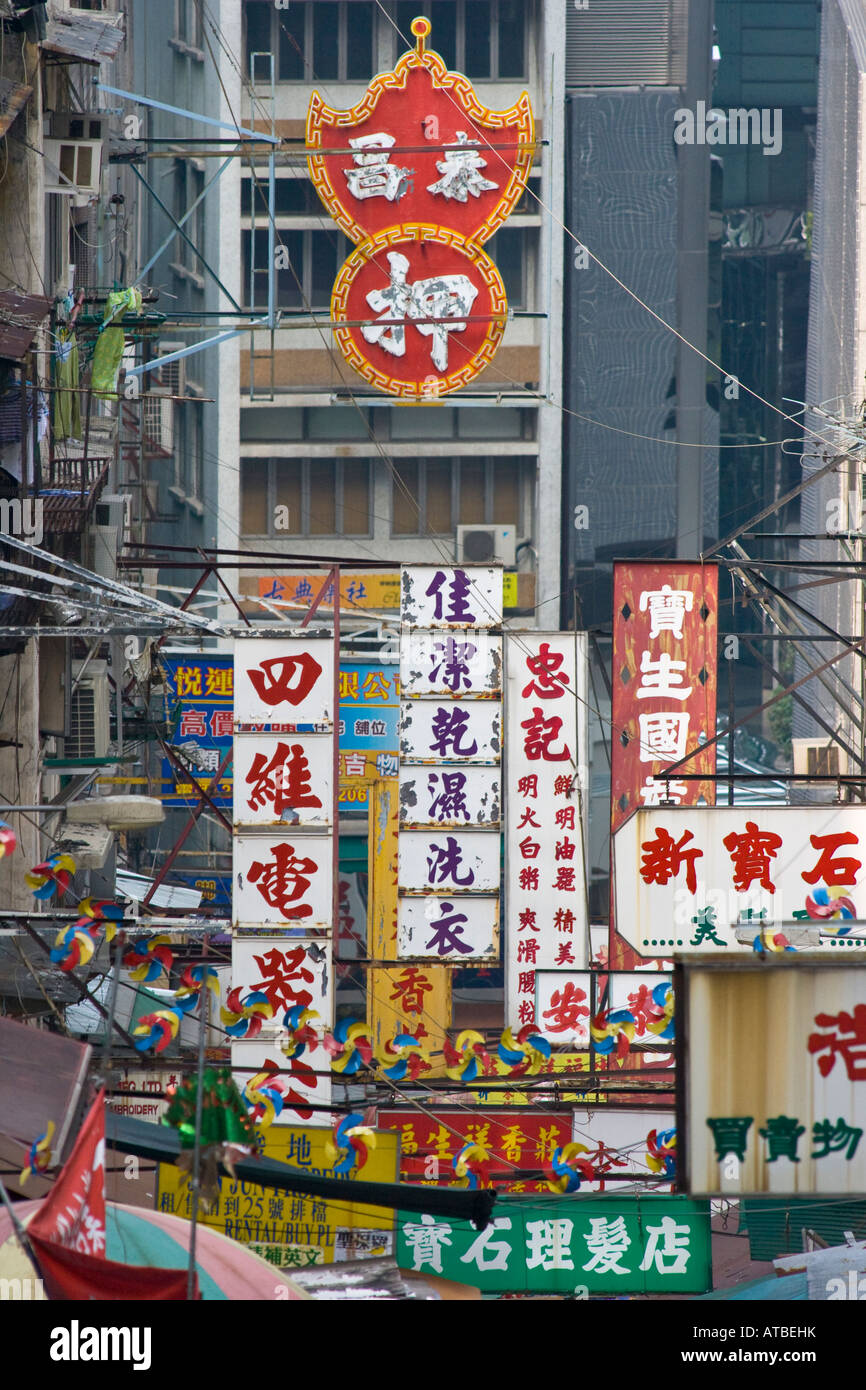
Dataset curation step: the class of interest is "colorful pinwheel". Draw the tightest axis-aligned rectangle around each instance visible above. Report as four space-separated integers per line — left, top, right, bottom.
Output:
243 1064 292 1130
50 921 100 972
646 1127 677 1178
378 1032 430 1082
644 982 675 1041
547 1142 595 1193
123 934 174 983
281 1005 320 1060
752 929 796 954
323 1019 375 1075
133 1008 181 1053
220 987 274 1038
77 897 125 943
173 964 220 1013
497 1024 552 1076
590 1007 635 1059
453 1143 492 1189
0 820 16 858
806 886 857 935
19 1120 54 1185
26 852 76 899
443 1029 492 1082
325 1113 376 1175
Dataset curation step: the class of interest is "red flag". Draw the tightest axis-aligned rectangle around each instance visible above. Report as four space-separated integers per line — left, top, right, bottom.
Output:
29 1088 106 1257
28 1233 196 1301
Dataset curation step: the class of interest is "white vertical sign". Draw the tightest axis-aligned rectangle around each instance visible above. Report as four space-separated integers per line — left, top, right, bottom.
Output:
505 633 589 1029
232 635 336 1125
399 566 502 964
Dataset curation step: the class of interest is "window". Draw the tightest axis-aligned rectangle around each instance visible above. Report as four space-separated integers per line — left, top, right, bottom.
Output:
391 456 525 535
241 176 320 217
242 228 350 310
175 401 204 501
172 160 205 283
241 457 372 536
173 0 204 52
395 0 526 79
244 1 375 82
239 405 534 442
486 226 532 310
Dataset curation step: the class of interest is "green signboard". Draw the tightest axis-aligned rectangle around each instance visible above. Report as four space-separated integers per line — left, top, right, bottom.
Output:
396 1196 712 1295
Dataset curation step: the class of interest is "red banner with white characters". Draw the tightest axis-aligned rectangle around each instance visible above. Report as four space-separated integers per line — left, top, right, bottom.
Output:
376 1109 571 1192
29 1089 106 1256
610 564 718 966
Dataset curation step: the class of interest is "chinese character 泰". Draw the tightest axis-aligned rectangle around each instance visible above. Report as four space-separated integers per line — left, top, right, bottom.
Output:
427 131 499 202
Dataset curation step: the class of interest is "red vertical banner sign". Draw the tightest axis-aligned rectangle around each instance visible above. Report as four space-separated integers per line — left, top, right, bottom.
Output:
610 563 718 965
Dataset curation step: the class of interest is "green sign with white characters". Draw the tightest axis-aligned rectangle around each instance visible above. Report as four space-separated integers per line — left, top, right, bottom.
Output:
396 1195 712 1295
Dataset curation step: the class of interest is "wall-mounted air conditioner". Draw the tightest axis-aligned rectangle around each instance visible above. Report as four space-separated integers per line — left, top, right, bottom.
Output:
43 138 103 198
142 395 174 457
456 524 517 567
792 738 849 779
67 659 110 760
152 342 186 398
87 493 132 580
50 112 110 144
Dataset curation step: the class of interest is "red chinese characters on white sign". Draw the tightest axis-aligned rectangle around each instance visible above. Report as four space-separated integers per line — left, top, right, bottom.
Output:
505 634 588 1028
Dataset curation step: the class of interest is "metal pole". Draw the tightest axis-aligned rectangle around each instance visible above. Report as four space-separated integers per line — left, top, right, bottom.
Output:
186 942 209 1301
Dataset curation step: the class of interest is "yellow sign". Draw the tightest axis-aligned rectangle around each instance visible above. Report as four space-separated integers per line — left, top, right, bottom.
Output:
369 965 452 1080
477 1052 605 1106
260 572 519 612
258 573 401 611
156 1125 399 1265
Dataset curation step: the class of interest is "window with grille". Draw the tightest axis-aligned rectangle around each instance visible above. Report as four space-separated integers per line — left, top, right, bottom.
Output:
240 456 372 536
391 456 525 536
242 227 350 311
244 1 375 82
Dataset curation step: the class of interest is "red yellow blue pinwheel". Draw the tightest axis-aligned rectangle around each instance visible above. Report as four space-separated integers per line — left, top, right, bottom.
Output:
19 1120 54 1184
325 1113 376 1175
453 1142 492 1189
50 921 100 972
497 1024 552 1076
123 934 174 983
26 852 76 899
133 1008 181 1053
378 1032 430 1082
243 1063 292 1130
646 1127 677 1177
323 1019 375 1075
281 1004 320 1060
443 1029 492 1082
0 820 16 858
547 1142 595 1193
220 987 274 1038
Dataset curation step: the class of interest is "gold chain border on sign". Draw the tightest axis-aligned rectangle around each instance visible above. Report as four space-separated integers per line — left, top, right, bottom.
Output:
330 223 508 399
306 21 534 248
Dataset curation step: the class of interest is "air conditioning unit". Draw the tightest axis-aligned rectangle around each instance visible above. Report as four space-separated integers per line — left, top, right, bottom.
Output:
43 138 103 198
456 524 516 566
792 738 849 778
152 342 186 398
67 659 110 760
142 395 174 457
87 494 132 580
